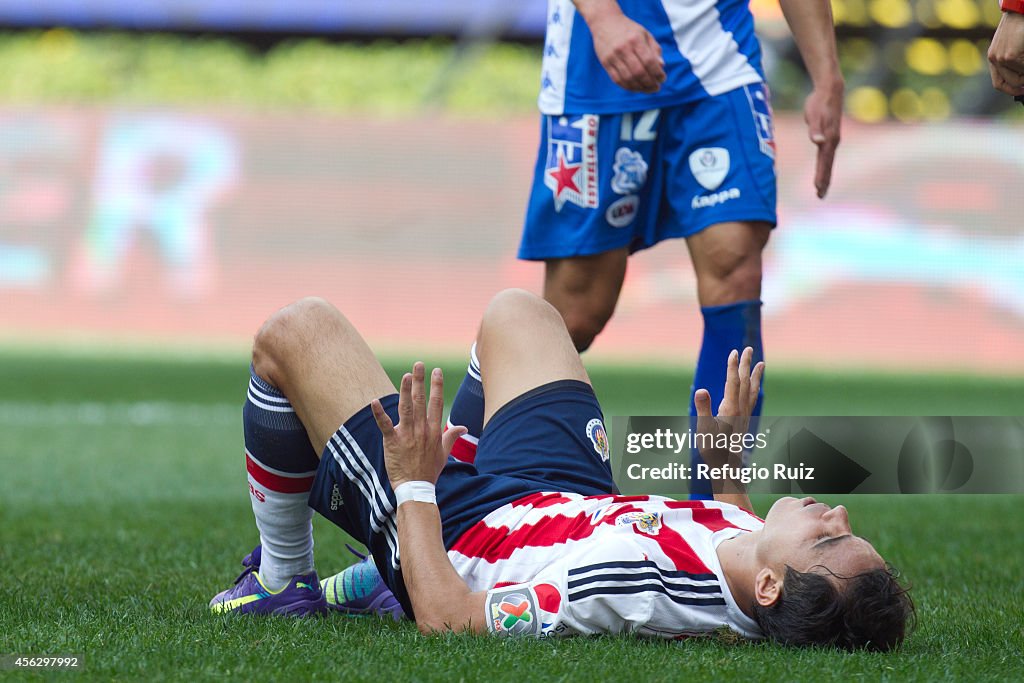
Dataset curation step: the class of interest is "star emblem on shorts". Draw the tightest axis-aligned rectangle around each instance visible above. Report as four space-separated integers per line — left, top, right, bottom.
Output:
548 149 581 205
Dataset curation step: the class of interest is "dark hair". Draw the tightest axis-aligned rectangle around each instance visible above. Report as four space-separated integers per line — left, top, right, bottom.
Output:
752 564 915 651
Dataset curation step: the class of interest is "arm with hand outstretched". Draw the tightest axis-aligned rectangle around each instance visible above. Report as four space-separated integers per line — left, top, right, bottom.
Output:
692 347 765 514
370 362 485 634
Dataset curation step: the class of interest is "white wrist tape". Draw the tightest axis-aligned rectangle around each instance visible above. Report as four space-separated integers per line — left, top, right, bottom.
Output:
394 481 437 507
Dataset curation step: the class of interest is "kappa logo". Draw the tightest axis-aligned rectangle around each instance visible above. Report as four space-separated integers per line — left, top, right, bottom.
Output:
330 484 343 511
586 418 610 462
606 195 638 228
610 147 648 195
545 114 599 211
689 147 730 191
615 511 663 535
745 83 776 159
691 187 741 210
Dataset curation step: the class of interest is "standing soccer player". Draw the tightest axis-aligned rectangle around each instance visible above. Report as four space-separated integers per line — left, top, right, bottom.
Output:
516 0 843 497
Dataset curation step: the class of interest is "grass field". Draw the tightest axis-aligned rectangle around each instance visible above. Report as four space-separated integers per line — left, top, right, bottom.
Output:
1 352 1022 681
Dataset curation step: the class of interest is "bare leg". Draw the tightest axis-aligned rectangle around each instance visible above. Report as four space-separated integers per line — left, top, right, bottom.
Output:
252 296 396 454
685 221 770 306
543 247 629 352
476 289 590 426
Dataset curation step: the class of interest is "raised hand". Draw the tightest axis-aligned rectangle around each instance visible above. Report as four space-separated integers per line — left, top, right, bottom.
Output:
371 362 467 489
692 347 764 470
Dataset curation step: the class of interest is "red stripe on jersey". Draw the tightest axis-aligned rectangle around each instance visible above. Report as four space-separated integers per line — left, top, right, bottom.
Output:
452 505 642 562
666 499 763 526
664 501 707 510
534 583 562 613
449 438 477 464
690 507 740 533
510 492 578 508
245 453 315 494
643 522 714 575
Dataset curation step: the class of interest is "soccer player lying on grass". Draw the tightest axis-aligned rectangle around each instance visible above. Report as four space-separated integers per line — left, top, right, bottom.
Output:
211 289 913 650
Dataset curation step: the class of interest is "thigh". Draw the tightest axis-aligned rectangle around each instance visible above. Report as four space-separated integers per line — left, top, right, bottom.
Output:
475 290 590 426
518 112 662 260
660 84 778 240
473 380 616 496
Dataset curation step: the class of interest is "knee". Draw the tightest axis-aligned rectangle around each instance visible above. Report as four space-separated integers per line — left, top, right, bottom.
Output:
699 237 768 303
559 307 610 353
479 288 567 346
481 289 558 329
252 296 338 385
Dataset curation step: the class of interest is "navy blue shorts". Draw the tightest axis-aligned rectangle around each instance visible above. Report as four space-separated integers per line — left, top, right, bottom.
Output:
308 379 614 618
519 84 778 260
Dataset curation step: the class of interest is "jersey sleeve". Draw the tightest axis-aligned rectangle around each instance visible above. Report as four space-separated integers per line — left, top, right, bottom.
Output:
483 537 653 638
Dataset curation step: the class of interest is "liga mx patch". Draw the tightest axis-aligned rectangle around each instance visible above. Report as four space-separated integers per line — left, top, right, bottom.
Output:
744 83 776 160
586 418 610 462
487 586 541 637
545 114 599 211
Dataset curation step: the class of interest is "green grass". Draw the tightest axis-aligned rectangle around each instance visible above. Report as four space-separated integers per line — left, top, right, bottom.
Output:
1 352 1022 681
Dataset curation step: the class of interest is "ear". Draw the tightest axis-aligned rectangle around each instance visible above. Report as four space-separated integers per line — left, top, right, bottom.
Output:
754 567 782 607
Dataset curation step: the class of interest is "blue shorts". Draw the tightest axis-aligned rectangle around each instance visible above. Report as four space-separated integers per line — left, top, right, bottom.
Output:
519 84 778 259
308 379 614 617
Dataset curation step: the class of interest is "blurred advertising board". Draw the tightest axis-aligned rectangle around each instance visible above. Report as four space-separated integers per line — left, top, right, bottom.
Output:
0 108 1021 371
0 1 548 37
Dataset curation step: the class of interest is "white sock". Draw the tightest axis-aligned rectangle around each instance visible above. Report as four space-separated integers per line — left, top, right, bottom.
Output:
247 454 316 591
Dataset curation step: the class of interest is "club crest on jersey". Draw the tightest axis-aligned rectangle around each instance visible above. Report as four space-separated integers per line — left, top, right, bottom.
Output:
615 511 663 535
545 114 599 211
745 83 776 160
488 588 541 637
586 418 610 462
610 147 648 195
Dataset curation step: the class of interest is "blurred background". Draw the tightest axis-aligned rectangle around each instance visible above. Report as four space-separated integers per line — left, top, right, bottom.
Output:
0 0 1021 373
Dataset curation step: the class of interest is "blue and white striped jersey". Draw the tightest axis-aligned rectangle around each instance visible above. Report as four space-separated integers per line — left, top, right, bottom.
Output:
539 0 765 115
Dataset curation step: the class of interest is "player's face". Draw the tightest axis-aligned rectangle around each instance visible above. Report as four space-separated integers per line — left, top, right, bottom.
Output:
758 497 883 579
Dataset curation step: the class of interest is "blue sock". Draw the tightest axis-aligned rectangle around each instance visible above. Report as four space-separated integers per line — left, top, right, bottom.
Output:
447 344 484 463
689 300 764 499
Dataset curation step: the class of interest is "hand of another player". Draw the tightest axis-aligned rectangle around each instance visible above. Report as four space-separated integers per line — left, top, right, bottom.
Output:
803 82 843 199
371 362 467 489
692 347 764 470
988 12 1024 96
586 5 665 93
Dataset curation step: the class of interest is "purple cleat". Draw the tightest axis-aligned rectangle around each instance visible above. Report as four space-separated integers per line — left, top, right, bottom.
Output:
210 545 327 616
320 547 405 621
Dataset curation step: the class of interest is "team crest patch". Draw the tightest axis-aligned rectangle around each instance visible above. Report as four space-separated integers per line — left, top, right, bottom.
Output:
689 147 730 191
610 147 648 195
586 418 610 462
487 587 541 637
745 83 776 159
615 511 663 535
545 114 599 211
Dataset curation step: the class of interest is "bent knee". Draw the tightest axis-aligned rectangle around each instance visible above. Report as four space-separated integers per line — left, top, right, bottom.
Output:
252 296 340 382
482 288 558 327
560 309 608 352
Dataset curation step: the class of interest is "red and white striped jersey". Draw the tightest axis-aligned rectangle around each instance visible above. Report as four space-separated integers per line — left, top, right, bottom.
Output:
449 492 764 640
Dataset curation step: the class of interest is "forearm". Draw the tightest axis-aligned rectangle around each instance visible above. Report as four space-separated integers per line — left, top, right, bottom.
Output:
778 0 844 91
714 484 754 515
397 501 486 634
572 0 623 23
